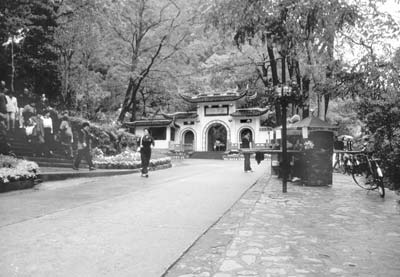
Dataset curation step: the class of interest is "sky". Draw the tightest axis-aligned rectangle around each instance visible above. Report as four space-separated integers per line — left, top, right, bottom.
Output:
379 0 400 23
336 0 400 66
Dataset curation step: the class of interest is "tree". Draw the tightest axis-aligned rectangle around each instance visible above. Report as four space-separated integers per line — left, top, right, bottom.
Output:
54 0 99 107
205 0 361 123
100 0 188 123
0 0 61 99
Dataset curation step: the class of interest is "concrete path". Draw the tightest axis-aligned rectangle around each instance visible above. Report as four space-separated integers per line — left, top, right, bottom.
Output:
165 173 400 277
0 159 266 277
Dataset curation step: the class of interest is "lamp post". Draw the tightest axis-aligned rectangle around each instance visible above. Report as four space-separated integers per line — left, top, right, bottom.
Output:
275 83 297 193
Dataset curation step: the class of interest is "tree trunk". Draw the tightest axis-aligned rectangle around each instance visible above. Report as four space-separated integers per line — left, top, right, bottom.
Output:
266 43 281 126
130 88 138 122
117 77 134 122
324 94 329 120
302 77 310 118
140 87 147 117
11 40 15 92
267 45 279 85
306 39 323 119
61 50 73 104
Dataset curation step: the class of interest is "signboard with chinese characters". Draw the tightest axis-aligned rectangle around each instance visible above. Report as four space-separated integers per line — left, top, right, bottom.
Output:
204 105 229 116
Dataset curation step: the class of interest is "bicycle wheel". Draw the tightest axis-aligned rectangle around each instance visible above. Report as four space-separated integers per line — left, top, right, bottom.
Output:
377 178 385 198
352 169 374 190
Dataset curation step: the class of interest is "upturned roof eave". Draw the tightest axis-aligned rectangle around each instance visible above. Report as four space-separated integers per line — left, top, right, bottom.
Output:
230 108 270 117
161 111 198 119
180 91 247 103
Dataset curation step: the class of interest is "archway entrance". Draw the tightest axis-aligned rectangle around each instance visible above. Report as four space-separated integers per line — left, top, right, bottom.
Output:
207 123 227 151
183 130 195 151
240 128 253 148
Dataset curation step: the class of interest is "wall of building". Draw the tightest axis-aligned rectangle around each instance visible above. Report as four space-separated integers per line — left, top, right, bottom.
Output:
135 99 270 151
174 101 268 151
136 126 171 149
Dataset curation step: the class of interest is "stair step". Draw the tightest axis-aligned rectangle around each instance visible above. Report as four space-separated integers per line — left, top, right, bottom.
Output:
3 131 90 169
36 162 86 168
21 155 73 162
24 157 86 164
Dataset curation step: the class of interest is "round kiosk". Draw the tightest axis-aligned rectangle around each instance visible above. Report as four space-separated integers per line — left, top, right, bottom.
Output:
288 116 337 186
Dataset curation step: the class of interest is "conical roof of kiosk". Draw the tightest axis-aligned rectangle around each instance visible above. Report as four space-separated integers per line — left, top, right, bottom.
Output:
289 116 337 130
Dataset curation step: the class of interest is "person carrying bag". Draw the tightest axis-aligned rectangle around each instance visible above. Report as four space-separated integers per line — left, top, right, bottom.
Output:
138 128 154 177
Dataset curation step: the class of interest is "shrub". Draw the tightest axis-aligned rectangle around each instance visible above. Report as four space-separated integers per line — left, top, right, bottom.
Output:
357 95 400 190
67 116 138 156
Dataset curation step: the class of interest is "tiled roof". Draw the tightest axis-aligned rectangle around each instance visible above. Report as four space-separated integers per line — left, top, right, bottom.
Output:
180 91 247 103
230 108 269 117
124 119 180 128
161 111 198 119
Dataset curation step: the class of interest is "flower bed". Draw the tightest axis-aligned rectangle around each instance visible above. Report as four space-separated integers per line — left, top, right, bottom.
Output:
93 149 171 170
1 155 40 192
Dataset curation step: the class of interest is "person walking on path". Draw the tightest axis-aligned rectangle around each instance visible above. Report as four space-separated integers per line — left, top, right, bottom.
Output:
138 128 154 177
5 89 18 132
73 122 96 171
41 111 54 156
59 113 74 158
30 113 46 157
242 132 253 172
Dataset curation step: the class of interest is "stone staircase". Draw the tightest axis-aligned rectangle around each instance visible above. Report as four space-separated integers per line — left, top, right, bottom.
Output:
2 129 137 185
189 151 225 160
7 129 87 168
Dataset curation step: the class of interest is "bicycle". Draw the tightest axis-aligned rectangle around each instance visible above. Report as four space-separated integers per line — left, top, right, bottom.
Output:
351 153 385 198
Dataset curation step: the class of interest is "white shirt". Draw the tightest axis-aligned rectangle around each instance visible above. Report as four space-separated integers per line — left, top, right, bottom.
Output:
42 117 53 133
5 95 18 113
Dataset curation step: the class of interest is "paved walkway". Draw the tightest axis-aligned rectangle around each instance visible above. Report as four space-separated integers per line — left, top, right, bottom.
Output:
165 173 400 277
0 159 265 277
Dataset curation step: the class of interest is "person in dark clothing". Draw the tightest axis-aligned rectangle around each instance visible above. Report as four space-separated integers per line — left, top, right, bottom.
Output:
36 93 49 115
73 122 96 171
255 151 264 164
22 102 36 127
0 81 8 118
333 136 344 150
346 139 353 151
138 128 155 177
333 136 345 170
0 114 12 155
241 132 252 172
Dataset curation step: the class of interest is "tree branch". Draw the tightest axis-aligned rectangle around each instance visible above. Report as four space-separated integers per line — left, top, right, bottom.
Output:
127 36 167 108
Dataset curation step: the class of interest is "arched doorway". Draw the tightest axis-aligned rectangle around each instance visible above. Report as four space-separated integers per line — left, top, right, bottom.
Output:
182 130 195 151
207 123 227 151
239 128 253 148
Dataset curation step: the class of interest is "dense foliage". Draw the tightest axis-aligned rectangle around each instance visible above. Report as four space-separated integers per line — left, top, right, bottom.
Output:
357 94 400 189
0 0 61 99
67 116 138 155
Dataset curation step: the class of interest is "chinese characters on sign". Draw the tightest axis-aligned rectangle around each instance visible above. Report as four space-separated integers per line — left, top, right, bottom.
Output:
204 105 229 116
